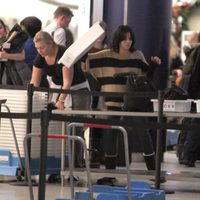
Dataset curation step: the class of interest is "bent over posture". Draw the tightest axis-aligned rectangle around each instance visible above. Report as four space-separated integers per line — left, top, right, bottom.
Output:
30 31 73 110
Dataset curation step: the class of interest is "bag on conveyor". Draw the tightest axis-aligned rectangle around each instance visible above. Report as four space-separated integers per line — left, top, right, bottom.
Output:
164 85 188 100
123 73 157 112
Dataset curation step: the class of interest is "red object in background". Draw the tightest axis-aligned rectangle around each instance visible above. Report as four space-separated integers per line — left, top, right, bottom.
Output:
182 1 189 9
176 25 182 33
173 5 180 17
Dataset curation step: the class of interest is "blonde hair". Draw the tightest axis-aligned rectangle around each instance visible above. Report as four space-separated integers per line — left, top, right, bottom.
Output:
170 36 180 59
34 31 56 46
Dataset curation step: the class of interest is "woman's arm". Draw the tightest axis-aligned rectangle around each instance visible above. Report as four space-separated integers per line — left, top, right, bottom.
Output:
30 66 43 87
145 56 161 78
55 66 74 110
0 49 25 61
151 56 161 65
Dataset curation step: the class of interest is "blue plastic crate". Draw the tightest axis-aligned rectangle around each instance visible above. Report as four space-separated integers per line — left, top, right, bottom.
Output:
56 180 165 200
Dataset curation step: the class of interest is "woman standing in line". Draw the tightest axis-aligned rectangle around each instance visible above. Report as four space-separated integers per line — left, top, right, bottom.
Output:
84 25 161 170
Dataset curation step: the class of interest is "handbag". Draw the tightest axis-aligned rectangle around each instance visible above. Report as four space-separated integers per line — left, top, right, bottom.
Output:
123 73 157 112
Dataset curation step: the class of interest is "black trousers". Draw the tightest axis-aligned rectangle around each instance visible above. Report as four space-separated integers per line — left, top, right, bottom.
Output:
103 109 155 168
184 118 200 161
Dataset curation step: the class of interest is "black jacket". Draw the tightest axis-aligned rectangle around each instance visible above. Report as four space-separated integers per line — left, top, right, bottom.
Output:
185 45 200 98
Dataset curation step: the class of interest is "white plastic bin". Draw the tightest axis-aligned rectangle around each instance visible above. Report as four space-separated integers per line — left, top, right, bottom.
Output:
194 100 200 113
151 99 193 112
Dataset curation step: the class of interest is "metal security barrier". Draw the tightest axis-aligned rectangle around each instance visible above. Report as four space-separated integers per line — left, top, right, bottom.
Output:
61 122 132 200
23 133 93 200
0 102 24 178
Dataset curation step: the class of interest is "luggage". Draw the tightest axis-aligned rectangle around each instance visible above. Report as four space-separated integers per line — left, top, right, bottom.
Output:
123 73 157 112
176 128 187 164
164 84 188 100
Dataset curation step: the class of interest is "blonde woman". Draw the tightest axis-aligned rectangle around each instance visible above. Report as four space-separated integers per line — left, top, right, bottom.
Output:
31 31 73 110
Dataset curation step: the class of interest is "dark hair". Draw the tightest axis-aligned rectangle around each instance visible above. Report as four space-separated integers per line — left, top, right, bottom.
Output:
54 6 74 17
0 18 9 33
99 21 108 45
112 25 135 53
198 32 200 43
20 16 42 38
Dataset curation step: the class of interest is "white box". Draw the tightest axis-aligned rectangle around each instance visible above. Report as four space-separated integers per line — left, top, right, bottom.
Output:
194 100 200 113
58 21 105 67
151 99 193 112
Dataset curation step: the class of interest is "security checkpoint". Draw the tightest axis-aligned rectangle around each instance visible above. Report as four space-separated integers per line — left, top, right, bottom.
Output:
1 85 185 200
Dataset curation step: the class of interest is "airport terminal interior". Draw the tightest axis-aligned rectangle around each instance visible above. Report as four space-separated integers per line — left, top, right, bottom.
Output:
1 0 200 200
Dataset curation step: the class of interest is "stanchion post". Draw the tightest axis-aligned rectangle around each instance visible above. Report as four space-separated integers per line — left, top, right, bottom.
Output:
155 90 164 189
38 110 49 200
26 84 34 159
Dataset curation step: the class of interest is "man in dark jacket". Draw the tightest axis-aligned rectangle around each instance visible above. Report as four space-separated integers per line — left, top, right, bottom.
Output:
180 33 200 167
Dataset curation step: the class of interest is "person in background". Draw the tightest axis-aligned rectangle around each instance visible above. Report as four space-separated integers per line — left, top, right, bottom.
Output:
169 36 183 72
174 32 200 91
0 23 29 85
169 36 183 86
84 25 161 171
178 32 200 167
0 19 8 45
44 6 74 48
0 19 9 83
20 16 42 70
0 24 26 62
87 21 108 54
81 21 109 167
20 16 48 87
82 21 108 108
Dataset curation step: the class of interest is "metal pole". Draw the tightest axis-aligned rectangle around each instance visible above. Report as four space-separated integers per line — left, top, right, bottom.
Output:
155 90 164 189
123 0 128 25
27 84 33 134
24 134 38 200
38 110 49 200
26 84 33 168
61 122 66 186
114 126 131 200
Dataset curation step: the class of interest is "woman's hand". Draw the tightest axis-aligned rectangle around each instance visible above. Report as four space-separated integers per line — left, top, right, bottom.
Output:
173 69 183 77
55 100 65 110
0 51 7 59
151 56 161 65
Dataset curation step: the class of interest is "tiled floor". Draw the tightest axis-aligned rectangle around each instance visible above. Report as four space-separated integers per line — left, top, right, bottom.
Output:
0 151 200 200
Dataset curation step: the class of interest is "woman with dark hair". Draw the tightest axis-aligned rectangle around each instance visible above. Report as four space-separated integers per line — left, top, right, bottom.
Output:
0 16 42 85
0 19 9 83
0 22 29 85
112 25 135 53
0 19 8 45
84 25 160 171
20 16 42 70
20 16 48 87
